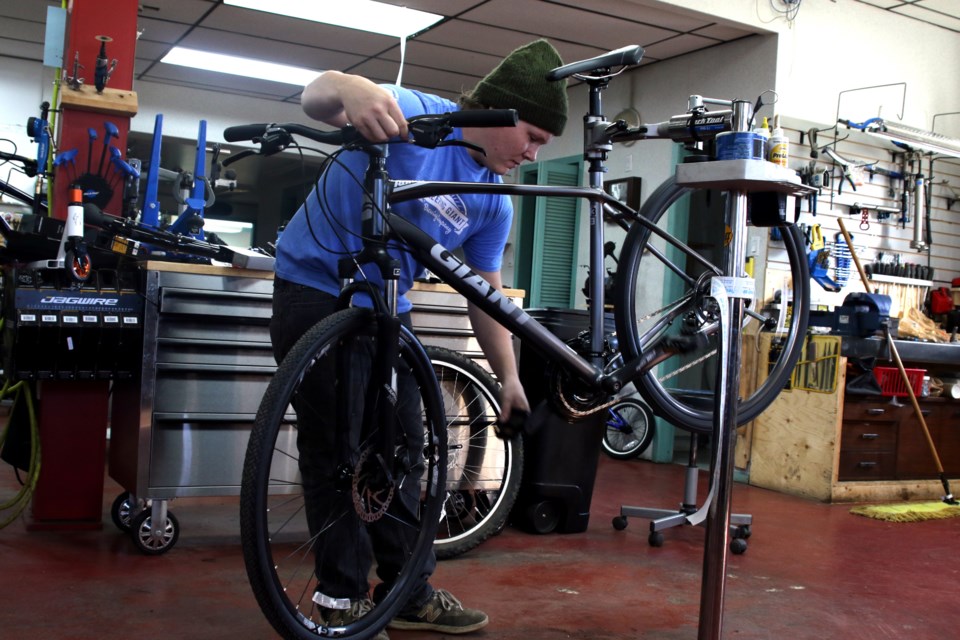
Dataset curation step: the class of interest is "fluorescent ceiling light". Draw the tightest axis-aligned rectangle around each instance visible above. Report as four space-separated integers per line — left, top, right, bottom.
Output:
161 47 321 86
844 117 960 159
867 120 960 159
224 0 443 38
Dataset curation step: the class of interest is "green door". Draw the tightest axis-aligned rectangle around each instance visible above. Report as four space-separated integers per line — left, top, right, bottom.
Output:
515 156 582 308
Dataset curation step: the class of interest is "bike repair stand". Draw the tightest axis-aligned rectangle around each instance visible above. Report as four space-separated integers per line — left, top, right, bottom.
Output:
614 430 752 552
669 99 816 639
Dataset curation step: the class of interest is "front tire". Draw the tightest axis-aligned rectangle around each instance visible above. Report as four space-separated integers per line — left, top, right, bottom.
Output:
240 308 447 640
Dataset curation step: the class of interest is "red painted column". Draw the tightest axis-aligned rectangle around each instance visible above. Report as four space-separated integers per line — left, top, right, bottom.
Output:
28 381 112 530
53 0 139 219
29 0 139 529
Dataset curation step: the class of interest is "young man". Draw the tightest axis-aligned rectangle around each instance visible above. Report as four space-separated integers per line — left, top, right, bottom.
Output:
270 39 568 637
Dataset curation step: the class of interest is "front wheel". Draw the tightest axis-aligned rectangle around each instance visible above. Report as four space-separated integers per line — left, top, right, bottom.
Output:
240 308 447 640
427 347 524 559
613 176 810 433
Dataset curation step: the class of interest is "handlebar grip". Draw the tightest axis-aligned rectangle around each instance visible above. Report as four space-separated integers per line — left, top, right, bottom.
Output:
223 123 270 142
82 202 112 227
445 109 518 128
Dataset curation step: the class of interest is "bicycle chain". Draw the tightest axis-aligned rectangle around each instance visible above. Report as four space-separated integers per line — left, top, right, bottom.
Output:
656 348 718 383
553 297 700 419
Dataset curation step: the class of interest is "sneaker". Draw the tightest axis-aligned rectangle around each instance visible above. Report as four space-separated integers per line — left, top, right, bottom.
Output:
321 598 389 640
389 589 488 634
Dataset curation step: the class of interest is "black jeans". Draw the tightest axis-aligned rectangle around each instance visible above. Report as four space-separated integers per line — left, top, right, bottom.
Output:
270 276 434 607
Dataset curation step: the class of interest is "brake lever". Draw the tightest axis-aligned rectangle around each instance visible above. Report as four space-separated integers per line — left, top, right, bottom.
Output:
408 119 453 148
222 148 259 166
258 126 294 156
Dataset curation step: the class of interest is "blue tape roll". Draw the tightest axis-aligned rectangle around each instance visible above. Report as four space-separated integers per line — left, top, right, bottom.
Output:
715 132 765 160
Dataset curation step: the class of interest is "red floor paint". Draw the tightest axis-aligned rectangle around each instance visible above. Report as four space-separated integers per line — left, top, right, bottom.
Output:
2 453 958 639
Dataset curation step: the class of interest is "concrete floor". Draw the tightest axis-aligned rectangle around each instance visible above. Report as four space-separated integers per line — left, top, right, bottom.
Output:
2 453 959 640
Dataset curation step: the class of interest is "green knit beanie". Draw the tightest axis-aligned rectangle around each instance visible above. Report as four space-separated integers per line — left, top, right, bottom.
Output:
470 39 568 136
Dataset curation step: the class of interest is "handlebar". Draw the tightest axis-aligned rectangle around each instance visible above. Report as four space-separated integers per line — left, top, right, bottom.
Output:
223 109 519 163
0 150 39 177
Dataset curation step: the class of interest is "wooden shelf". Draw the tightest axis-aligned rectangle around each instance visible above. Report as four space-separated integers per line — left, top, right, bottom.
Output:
60 85 138 117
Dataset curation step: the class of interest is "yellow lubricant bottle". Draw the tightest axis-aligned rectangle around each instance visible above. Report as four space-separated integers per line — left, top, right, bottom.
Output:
768 115 789 167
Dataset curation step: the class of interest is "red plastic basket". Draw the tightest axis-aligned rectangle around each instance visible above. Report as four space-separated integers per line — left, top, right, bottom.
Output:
874 366 925 397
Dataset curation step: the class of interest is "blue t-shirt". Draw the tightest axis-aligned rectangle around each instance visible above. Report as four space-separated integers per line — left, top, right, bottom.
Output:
275 86 512 314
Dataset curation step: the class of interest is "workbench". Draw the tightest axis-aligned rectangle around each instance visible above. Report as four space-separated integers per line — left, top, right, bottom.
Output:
745 333 960 503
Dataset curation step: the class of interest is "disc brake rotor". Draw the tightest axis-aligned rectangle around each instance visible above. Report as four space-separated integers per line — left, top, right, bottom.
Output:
351 447 395 523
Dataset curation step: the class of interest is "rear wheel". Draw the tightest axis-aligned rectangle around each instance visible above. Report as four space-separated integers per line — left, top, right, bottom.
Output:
427 347 523 559
614 176 810 432
240 308 447 640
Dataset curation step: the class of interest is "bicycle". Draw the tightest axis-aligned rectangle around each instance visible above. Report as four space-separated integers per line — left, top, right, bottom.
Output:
428 347 523 559
602 396 656 460
231 44 811 640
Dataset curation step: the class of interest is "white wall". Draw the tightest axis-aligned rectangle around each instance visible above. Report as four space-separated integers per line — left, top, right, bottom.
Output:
643 0 960 135
534 0 960 308
541 34 779 306
0 59 58 195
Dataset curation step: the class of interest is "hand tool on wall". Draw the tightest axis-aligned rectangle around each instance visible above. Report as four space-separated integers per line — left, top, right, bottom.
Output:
838 217 958 506
823 147 857 194
805 223 840 291
94 35 118 94
108 147 140 193
96 121 119 177
85 127 97 175
53 148 79 186
65 50 84 90
26 102 51 177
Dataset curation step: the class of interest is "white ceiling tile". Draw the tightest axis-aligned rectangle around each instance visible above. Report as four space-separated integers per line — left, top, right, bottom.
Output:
640 33 723 61
892 3 960 30
917 0 960 19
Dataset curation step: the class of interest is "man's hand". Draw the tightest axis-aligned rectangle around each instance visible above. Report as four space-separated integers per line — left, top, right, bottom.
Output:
301 71 408 142
495 376 530 440
338 76 408 142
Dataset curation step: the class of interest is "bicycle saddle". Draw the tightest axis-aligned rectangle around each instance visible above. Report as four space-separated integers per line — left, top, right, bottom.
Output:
547 45 644 81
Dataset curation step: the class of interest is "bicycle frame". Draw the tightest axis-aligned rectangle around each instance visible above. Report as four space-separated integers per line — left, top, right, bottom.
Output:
339 54 743 408
384 183 677 398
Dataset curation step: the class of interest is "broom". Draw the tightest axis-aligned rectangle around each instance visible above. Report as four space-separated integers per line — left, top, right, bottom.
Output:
837 219 959 519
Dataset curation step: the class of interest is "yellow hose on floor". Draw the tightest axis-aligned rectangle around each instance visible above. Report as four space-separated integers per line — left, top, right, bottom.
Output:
0 378 41 529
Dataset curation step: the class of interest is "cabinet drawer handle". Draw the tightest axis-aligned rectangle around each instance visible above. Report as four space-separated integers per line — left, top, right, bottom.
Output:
866 408 886 415
857 461 878 468
860 433 879 440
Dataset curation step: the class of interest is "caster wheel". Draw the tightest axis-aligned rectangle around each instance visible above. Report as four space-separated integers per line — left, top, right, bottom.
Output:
612 516 628 531
525 500 560 534
730 538 748 555
735 524 752 539
130 508 180 555
110 492 135 532
648 531 664 547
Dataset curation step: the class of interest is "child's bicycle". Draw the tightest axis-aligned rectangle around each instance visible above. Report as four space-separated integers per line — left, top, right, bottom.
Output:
602 396 656 460
229 45 811 640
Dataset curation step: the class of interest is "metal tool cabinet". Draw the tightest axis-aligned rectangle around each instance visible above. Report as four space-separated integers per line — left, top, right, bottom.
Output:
109 262 277 554
107 269 521 554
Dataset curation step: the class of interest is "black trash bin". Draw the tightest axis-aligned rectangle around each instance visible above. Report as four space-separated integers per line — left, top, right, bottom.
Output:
512 308 611 534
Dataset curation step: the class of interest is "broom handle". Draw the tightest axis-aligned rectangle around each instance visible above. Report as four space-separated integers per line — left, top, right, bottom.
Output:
836 218 946 475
